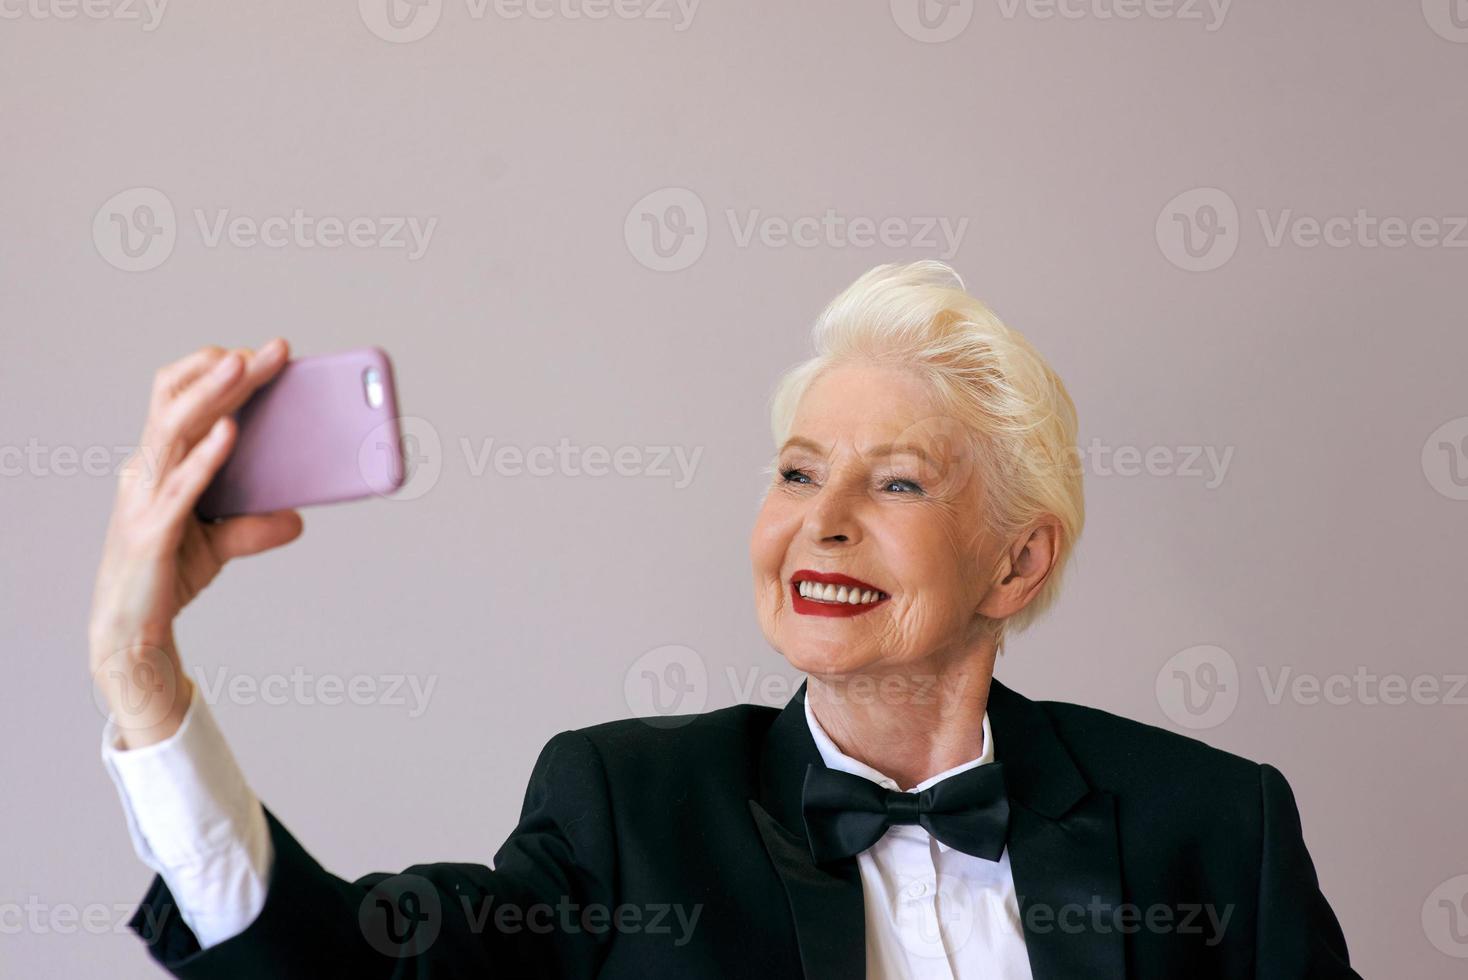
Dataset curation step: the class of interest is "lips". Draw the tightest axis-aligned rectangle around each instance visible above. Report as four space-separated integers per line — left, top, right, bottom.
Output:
789 569 891 618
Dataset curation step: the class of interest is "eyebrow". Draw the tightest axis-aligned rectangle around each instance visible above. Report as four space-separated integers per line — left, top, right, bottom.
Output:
778 436 937 467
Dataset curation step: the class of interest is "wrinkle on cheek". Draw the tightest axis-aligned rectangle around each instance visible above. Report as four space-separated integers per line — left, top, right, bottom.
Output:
879 600 928 656
930 501 981 558
875 614 906 655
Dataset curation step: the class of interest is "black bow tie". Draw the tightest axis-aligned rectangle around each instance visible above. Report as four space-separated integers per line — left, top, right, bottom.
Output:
800 762 1010 864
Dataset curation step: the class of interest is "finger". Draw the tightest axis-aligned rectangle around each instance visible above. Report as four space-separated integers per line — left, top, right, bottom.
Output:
153 339 289 480
173 339 291 440
154 415 236 525
151 346 228 409
211 338 292 424
203 510 305 561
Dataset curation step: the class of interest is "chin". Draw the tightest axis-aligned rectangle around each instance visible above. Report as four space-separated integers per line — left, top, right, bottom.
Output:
776 632 876 678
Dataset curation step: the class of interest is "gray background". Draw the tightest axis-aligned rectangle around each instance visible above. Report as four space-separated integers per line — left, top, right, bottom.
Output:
3 1 1466 976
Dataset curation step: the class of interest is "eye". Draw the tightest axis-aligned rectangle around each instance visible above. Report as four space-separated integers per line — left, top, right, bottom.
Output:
879 473 924 495
779 467 813 485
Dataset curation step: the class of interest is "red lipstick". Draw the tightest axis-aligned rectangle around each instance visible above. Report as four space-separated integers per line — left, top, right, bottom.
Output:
789 569 890 618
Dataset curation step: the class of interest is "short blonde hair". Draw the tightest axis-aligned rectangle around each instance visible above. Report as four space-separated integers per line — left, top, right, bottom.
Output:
767 261 1084 648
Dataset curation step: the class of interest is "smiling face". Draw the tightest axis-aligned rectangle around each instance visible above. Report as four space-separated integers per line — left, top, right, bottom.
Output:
750 361 1003 679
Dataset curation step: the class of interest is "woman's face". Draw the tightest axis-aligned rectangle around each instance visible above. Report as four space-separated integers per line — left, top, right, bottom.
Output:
750 361 1000 679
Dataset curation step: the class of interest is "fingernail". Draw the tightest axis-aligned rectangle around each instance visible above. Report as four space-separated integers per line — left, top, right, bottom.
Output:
210 417 230 440
261 338 286 361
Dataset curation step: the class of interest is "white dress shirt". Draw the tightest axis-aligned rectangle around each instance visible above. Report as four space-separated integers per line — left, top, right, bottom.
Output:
103 686 1032 977
803 698 1033 980
101 682 273 948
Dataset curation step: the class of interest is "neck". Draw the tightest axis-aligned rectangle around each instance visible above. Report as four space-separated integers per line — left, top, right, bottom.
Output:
805 644 997 789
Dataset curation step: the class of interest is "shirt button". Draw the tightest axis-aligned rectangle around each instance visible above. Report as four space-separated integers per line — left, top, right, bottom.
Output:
904 880 932 899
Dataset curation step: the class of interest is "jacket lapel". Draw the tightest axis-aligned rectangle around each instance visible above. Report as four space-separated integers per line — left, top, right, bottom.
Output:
987 677 1127 980
748 682 866 980
748 677 1127 980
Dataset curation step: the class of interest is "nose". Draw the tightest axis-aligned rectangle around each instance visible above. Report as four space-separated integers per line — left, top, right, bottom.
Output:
805 484 860 546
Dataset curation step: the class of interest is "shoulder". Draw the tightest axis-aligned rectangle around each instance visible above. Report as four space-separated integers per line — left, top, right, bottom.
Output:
1029 694 1268 821
533 702 782 789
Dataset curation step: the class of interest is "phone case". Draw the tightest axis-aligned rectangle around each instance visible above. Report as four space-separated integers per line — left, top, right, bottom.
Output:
195 347 406 520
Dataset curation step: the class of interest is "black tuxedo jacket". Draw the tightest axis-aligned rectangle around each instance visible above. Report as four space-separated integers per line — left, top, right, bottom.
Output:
130 678 1360 978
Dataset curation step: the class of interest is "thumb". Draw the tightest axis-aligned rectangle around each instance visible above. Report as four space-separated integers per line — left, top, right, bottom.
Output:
204 509 304 560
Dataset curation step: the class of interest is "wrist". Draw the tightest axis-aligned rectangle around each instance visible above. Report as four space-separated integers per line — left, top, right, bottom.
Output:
93 641 193 749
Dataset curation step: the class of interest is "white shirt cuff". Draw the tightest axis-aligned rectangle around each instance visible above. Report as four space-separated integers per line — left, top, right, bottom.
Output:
100 679 273 949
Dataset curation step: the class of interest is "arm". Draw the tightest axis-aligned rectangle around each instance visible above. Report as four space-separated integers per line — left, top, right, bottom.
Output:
100 681 272 949
1253 763 1361 979
127 729 617 979
89 345 615 977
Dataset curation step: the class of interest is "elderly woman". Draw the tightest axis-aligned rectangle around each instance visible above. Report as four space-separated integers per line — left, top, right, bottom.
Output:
91 263 1359 979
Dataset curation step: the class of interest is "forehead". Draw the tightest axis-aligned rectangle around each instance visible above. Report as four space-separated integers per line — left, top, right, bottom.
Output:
790 363 939 440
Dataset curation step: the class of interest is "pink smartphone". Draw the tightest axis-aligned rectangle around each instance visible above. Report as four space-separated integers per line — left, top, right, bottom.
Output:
195 347 406 520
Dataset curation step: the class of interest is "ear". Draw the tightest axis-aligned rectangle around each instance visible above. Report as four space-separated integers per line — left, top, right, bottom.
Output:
976 521 1061 621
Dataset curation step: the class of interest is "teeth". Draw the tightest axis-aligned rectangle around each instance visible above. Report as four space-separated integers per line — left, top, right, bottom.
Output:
796 580 886 604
